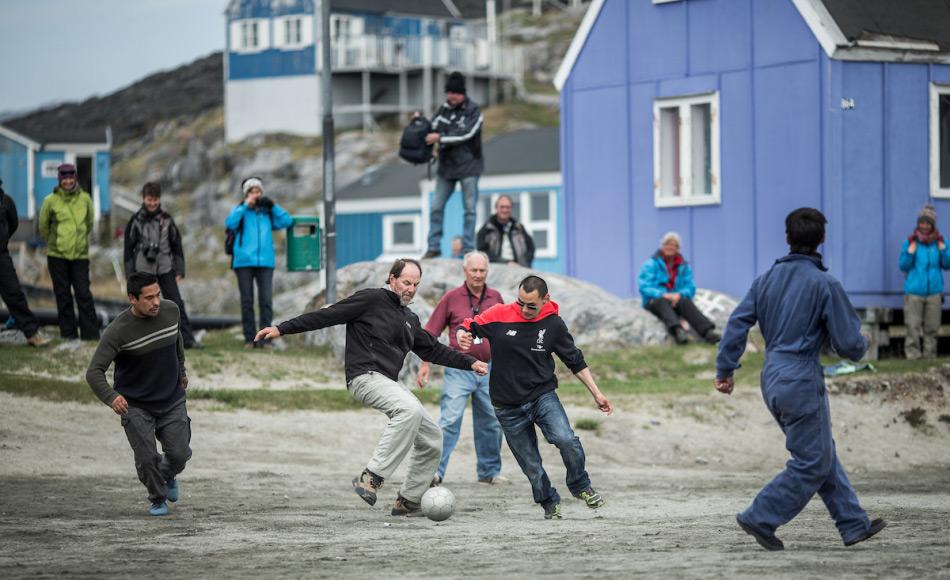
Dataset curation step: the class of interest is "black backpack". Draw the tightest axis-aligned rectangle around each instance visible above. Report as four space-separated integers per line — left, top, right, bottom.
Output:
399 116 434 165
224 213 245 257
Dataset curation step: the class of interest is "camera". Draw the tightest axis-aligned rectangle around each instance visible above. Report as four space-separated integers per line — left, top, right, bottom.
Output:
144 242 160 262
257 196 274 210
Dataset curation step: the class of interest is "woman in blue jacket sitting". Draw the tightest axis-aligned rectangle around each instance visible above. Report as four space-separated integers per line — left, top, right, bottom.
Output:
899 204 950 359
638 232 720 345
226 177 293 348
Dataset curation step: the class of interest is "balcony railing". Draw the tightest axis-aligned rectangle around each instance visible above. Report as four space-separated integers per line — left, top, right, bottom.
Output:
324 34 523 78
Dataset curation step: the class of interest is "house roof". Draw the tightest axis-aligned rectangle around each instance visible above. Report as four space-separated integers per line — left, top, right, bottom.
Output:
555 0 950 91
0 123 109 147
338 126 560 200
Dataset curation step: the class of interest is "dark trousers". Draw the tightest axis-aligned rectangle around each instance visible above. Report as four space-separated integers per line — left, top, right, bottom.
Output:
47 256 99 340
646 296 714 336
121 398 192 504
157 272 198 347
235 267 273 343
493 390 592 509
0 251 40 338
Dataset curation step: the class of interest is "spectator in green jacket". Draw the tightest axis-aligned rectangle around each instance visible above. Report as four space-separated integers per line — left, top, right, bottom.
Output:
38 163 100 340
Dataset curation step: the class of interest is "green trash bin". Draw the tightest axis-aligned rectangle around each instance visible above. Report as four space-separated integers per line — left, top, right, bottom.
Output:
286 216 322 272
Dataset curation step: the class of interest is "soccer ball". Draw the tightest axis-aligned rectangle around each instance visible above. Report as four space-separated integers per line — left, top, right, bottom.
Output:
421 486 456 521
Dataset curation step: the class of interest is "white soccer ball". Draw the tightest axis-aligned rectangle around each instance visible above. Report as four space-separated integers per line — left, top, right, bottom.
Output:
421 486 456 522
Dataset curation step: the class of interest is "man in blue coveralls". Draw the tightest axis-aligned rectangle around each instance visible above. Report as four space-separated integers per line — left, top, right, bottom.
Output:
714 208 887 551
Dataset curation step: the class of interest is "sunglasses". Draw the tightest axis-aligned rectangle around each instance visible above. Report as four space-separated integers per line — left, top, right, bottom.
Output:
60 172 76 177
516 299 540 311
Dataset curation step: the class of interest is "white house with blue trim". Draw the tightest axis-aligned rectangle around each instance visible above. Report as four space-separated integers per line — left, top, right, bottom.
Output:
0 123 111 233
224 0 523 141
556 0 950 309
335 127 565 273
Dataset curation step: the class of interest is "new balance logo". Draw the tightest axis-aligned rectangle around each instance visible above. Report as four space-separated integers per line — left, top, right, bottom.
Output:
506 330 517 336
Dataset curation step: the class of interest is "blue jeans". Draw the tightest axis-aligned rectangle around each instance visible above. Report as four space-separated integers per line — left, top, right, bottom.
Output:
739 356 872 544
234 267 274 343
437 366 503 480
493 390 591 509
427 175 479 253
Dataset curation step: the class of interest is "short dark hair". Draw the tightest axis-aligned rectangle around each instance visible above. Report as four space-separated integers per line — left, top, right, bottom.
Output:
519 275 548 297
785 207 827 254
141 182 161 198
387 258 422 284
127 272 159 298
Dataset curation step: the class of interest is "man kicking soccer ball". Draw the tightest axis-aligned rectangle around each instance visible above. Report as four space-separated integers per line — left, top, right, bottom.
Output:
457 275 612 519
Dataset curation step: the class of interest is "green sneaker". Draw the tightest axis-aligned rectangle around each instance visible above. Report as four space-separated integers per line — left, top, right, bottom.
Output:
574 488 605 509
543 503 562 520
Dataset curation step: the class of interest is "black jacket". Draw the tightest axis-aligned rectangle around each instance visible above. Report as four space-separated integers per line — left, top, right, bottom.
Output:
432 98 484 180
0 186 18 253
124 206 185 278
477 215 535 267
278 288 477 383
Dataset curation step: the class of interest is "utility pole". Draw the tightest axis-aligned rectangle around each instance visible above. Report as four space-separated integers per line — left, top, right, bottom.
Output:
321 0 337 304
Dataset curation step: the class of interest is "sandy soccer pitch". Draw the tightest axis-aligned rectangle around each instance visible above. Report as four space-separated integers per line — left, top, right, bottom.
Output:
1 386 949 579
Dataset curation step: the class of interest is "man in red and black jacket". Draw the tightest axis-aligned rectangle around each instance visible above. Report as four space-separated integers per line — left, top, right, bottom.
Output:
457 275 612 520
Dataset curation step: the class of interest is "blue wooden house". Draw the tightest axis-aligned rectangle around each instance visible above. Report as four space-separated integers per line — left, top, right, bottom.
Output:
556 0 950 309
224 0 522 141
0 123 111 234
335 126 565 273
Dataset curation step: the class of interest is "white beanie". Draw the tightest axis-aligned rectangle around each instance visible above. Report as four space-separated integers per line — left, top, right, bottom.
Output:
660 231 681 247
242 177 263 196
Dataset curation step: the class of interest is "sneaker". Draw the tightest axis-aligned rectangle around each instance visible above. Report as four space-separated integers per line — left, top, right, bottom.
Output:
26 333 51 347
166 479 179 503
149 501 169 517
703 330 721 344
543 503 562 520
844 518 887 547
573 487 606 509
736 514 784 551
352 469 384 506
478 475 509 485
672 327 689 345
421 250 441 259
244 342 256 350
431 474 443 487
391 495 424 517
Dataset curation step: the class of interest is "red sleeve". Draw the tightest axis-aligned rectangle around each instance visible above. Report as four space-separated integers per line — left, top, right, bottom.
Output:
424 293 451 337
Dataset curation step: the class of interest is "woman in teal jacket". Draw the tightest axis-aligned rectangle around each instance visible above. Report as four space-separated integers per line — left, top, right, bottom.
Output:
225 177 292 348
638 232 719 345
899 204 950 359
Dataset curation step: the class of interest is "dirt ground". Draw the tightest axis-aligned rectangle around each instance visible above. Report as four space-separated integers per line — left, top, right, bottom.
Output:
1 386 949 579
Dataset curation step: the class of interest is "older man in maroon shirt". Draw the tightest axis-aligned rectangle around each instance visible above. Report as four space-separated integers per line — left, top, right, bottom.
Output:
417 251 506 485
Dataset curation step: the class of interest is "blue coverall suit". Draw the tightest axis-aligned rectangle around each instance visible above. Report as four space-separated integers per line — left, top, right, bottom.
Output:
716 253 874 544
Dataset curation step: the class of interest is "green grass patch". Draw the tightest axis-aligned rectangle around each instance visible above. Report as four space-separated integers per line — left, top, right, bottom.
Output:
0 372 99 405
574 418 601 432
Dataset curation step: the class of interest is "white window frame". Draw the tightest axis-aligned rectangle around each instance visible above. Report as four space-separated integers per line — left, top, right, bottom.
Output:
653 92 720 207
230 18 270 53
476 191 558 259
273 15 312 50
653 0 684 4
930 83 950 198
383 214 421 254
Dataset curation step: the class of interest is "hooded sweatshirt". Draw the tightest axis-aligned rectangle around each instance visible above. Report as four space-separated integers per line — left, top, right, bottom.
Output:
39 186 94 260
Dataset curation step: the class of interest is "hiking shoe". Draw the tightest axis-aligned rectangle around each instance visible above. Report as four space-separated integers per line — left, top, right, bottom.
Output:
672 327 689 345
703 330 721 344
166 479 179 503
148 501 169 517
737 514 784 551
543 503 562 520
352 469 384 506
421 250 441 259
478 475 509 485
844 518 887 547
391 495 424 517
431 474 443 487
574 487 606 509
26 333 51 347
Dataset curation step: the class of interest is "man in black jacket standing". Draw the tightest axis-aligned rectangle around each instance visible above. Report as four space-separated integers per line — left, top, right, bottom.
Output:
477 195 535 267
421 71 484 259
255 258 488 517
0 180 49 346
124 182 199 348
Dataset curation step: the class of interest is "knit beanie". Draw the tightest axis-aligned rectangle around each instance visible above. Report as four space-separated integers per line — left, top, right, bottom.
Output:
660 231 681 247
445 71 466 95
58 163 77 182
918 203 937 227
242 177 263 196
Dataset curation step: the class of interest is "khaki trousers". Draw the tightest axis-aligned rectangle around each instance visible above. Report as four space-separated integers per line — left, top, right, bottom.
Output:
904 294 942 359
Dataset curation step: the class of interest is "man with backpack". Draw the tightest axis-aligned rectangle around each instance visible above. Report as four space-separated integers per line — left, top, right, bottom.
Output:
124 182 200 348
417 71 484 260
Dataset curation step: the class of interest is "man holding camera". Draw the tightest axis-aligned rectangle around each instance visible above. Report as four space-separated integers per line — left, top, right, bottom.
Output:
124 182 199 348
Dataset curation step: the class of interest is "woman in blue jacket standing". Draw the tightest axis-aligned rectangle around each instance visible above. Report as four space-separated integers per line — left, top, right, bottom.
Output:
638 232 720 345
226 177 293 348
899 204 950 359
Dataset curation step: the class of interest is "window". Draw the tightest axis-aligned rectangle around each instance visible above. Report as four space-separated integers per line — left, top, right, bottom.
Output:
931 84 950 198
653 92 720 207
242 21 259 49
230 19 270 53
272 15 312 50
383 215 421 254
285 18 302 45
476 191 558 259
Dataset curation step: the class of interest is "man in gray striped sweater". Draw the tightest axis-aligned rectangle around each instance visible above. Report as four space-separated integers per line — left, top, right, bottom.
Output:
86 272 191 517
